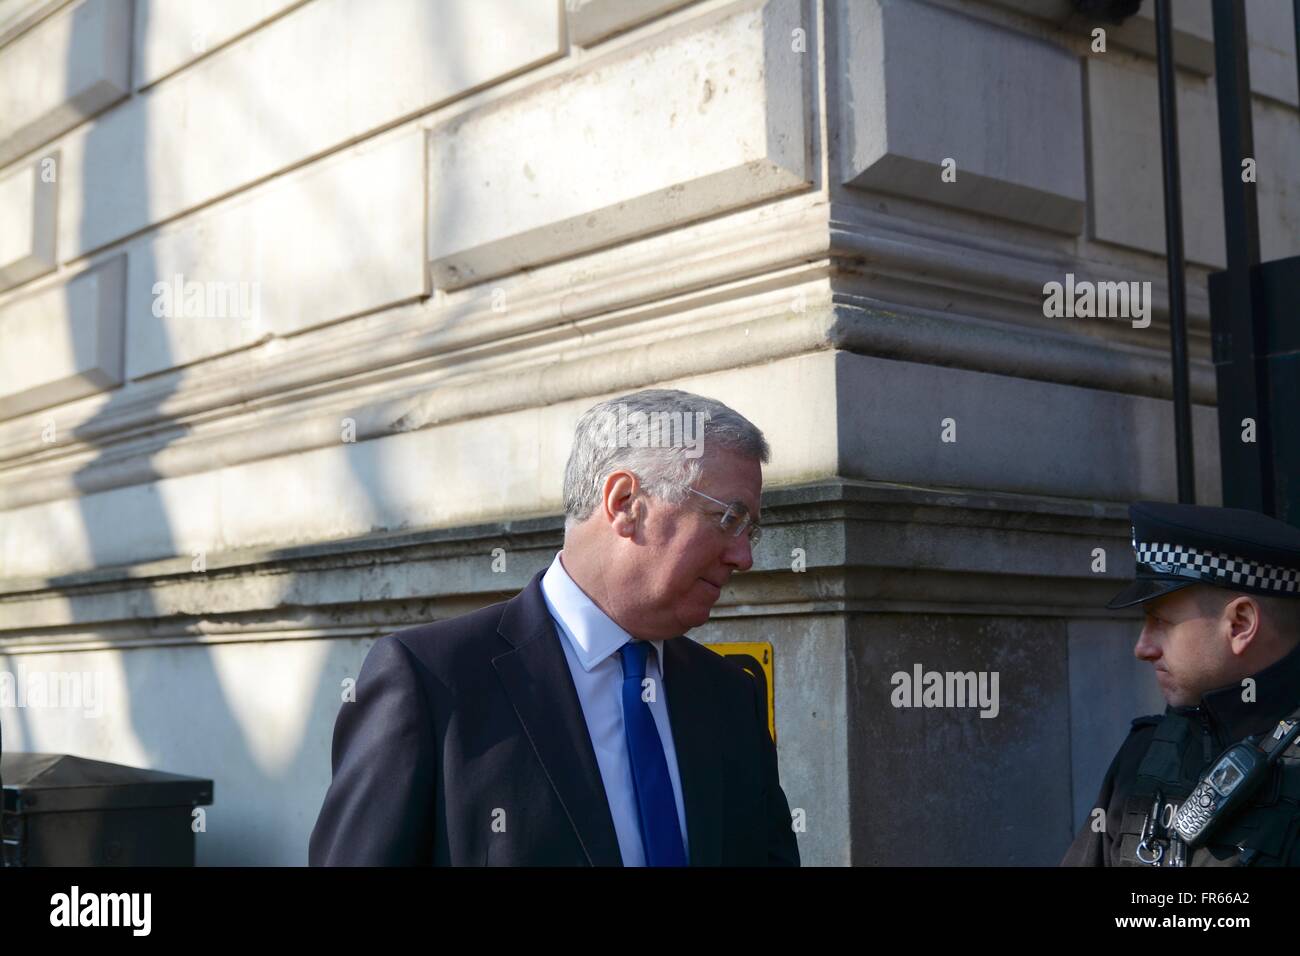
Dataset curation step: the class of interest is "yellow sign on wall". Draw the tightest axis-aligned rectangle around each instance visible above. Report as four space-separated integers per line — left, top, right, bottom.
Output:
706 642 776 743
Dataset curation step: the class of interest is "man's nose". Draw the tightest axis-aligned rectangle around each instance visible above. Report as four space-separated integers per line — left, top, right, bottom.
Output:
723 533 754 572
1134 623 1160 662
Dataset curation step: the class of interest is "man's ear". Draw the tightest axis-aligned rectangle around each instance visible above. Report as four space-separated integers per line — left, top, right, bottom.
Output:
1225 595 1262 656
603 471 640 539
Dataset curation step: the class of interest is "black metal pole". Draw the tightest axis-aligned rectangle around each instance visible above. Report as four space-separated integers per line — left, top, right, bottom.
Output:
1153 0 1195 504
1295 0 1300 114
1210 0 1270 513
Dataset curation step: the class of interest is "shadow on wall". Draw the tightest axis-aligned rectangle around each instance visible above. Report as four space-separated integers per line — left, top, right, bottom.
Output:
4 2 476 865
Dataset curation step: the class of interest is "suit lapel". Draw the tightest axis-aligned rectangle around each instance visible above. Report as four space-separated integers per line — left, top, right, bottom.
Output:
492 571 623 866
664 637 725 866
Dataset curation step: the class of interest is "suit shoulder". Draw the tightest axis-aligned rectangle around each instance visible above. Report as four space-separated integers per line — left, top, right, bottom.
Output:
1130 714 1162 731
379 597 513 670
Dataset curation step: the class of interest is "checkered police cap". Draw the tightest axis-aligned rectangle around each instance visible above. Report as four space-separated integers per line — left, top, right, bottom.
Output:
1107 501 1300 610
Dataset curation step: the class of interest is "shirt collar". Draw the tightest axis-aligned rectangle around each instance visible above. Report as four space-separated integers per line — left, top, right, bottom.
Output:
539 552 666 676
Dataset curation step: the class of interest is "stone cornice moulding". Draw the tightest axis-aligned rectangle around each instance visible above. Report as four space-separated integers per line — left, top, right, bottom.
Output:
0 199 1223 506
0 480 1139 652
828 202 1213 329
6 196 1211 470
0 262 1213 515
830 297 1217 406
0 283 837 511
0 189 1208 468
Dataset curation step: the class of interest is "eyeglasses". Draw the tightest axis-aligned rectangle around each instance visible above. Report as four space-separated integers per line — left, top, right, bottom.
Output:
686 488 762 545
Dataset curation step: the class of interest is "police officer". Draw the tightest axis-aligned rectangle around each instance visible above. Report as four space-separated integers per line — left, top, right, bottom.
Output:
1062 500 1300 866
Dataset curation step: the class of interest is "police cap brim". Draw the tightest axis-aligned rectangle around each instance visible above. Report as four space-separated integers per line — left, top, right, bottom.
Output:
1105 577 1198 610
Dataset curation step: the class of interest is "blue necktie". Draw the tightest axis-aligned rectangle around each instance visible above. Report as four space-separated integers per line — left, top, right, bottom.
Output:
619 640 687 866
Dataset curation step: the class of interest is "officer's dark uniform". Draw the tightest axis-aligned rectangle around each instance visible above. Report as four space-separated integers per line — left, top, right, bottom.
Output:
1061 501 1300 867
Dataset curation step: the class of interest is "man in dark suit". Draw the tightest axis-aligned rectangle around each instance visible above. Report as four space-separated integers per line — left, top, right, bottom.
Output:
309 388 800 866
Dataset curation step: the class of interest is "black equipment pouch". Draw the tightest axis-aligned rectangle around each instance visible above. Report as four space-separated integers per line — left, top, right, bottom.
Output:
1120 707 1300 867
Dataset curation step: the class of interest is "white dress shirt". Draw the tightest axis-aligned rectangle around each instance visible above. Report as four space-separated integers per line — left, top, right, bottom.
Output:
538 551 690 866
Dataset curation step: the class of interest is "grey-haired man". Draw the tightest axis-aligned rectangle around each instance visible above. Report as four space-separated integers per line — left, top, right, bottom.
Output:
310 388 800 866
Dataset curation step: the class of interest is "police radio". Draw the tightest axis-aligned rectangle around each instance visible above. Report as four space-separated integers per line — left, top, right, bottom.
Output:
1172 713 1300 849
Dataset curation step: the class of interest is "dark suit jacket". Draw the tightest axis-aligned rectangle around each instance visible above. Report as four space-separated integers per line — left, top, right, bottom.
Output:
309 569 801 865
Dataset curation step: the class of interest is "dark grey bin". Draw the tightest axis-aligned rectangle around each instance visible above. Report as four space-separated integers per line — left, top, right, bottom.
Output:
1 752 214 866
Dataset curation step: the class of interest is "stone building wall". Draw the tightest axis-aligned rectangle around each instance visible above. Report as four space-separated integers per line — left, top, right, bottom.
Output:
0 0 1295 864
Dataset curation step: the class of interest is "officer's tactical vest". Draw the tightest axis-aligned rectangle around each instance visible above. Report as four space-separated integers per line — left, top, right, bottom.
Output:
1117 712 1300 866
